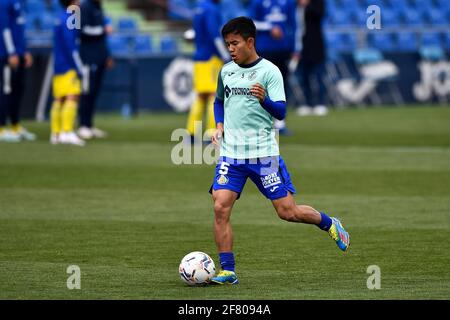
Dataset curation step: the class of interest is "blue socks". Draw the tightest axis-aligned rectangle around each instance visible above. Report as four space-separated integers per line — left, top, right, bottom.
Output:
219 252 235 272
317 212 333 231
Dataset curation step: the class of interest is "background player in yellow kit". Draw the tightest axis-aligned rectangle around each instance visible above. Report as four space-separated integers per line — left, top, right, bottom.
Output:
50 0 86 146
186 0 230 143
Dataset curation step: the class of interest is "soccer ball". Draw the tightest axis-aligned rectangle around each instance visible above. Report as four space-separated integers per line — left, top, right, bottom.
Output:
179 251 216 286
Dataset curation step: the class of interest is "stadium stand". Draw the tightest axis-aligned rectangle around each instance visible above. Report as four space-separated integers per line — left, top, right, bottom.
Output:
18 0 450 112
22 0 450 56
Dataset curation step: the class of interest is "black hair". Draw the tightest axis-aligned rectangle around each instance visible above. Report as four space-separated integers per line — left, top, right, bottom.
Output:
221 16 256 41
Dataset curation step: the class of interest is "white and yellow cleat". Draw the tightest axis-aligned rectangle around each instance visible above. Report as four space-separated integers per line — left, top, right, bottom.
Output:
0 130 21 143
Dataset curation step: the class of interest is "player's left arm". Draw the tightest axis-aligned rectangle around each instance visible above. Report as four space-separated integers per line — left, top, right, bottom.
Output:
251 83 286 120
250 69 287 120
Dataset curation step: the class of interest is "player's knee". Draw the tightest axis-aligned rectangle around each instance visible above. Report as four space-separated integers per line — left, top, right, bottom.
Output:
275 204 296 222
214 202 231 222
214 201 229 215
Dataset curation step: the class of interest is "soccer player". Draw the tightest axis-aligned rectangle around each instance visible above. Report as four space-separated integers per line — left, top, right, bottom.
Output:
77 0 113 140
0 0 36 142
247 0 299 136
209 17 349 285
50 0 86 146
185 0 230 143
295 0 328 117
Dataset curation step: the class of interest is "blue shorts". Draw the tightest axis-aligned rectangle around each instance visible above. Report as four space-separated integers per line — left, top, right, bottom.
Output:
209 156 296 200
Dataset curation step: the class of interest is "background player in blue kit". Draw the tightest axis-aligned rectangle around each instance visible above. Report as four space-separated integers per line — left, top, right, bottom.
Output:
209 17 350 285
0 0 35 142
248 0 299 136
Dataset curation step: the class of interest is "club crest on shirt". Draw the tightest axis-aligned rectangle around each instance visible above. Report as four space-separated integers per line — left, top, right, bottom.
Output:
248 71 257 81
217 175 229 185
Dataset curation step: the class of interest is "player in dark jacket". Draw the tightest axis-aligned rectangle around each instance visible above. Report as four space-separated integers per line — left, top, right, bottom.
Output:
77 0 113 140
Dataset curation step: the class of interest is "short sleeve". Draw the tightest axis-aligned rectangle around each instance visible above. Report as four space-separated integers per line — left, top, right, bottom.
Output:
266 66 286 102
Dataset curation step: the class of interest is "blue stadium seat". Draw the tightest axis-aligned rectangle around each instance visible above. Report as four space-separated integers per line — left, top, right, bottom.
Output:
403 8 425 26
395 32 418 52
325 0 338 12
117 17 138 32
108 35 132 56
328 9 354 26
368 33 395 52
338 0 360 9
133 35 153 55
434 0 450 10
384 0 408 11
352 6 370 27
421 32 442 47
382 8 401 27
425 9 449 26
325 32 357 53
160 35 178 53
409 0 435 11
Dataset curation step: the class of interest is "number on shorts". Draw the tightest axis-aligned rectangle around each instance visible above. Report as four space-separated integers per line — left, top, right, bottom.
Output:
219 162 230 175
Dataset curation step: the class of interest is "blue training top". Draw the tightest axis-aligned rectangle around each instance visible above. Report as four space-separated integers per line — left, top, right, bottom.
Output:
192 0 226 61
248 0 298 53
0 0 26 58
53 7 83 76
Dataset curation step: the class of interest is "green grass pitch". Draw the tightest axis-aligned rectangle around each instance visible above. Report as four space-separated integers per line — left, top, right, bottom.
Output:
0 106 449 299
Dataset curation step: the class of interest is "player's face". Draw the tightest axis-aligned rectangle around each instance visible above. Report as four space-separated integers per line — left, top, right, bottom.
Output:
224 33 255 65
